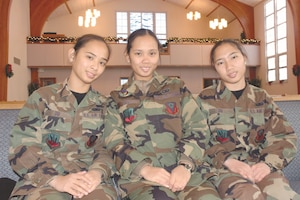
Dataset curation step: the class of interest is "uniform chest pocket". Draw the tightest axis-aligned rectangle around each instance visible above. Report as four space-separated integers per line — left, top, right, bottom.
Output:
153 92 181 116
208 108 235 126
82 111 105 136
41 110 72 132
249 108 265 126
208 108 236 143
41 110 72 152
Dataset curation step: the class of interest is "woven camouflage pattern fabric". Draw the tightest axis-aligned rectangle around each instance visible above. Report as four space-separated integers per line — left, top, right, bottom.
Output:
9 79 116 199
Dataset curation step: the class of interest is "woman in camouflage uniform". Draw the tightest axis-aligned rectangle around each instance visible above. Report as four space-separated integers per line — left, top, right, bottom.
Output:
197 39 300 200
8 34 117 200
103 28 220 200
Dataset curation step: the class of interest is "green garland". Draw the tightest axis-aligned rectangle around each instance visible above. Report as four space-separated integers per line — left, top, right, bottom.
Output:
292 65 300 76
27 36 260 45
5 64 14 78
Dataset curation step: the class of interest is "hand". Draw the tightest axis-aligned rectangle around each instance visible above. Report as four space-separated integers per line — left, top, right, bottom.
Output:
82 170 102 193
223 159 254 182
251 162 271 183
169 165 191 192
49 171 92 198
140 166 171 188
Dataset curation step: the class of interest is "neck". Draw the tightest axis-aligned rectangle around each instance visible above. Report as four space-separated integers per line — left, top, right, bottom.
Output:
225 80 246 91
67 78 90 93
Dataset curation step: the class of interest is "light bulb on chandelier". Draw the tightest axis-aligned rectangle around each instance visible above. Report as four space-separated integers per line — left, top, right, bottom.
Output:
78 8 101 28
186 11 201 20
209 18 227 30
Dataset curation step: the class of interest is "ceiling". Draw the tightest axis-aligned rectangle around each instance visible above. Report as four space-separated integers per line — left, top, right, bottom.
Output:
48 0 264 23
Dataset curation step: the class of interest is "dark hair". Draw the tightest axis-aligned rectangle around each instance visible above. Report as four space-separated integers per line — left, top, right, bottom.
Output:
210 39 247 66
125 28 162 54
74 34 111 60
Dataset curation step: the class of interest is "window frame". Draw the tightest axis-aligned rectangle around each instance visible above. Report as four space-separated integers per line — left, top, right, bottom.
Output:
264 0 287 83
116 11 167 45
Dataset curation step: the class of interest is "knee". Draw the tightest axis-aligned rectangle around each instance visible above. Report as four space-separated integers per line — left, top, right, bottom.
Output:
261 181 299 199
221 182 264 200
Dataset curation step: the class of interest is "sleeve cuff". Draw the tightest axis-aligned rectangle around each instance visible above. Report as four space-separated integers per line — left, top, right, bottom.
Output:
131 160 152 180
178 154 195 171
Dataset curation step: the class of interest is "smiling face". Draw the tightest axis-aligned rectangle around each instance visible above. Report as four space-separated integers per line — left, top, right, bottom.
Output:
213 43 247 91
68 39 109 92
126 34 160 81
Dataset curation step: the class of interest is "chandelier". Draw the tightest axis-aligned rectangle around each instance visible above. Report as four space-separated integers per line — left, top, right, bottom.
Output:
209 18 227 30
186 11 201 20
78 9 101 27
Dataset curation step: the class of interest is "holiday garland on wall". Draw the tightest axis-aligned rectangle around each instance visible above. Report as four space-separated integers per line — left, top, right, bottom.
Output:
292 65 300 76
27 36 260 45
5 64 14 78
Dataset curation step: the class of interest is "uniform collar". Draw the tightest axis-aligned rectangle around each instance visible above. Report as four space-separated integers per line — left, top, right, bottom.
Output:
57 78 100 106
214 80 250 100
117 71 168 97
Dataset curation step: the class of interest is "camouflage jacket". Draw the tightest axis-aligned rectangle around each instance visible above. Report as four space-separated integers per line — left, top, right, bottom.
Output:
9 79 114 196
104 72 211 186
197 80 297 172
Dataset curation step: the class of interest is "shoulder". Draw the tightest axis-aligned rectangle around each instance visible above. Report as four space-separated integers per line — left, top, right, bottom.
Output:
247 84 272 102
198 85 216 99
28 83 60 102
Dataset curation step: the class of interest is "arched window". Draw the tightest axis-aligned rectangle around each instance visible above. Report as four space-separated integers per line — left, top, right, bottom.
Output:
116 12 167 45
265 0 287 83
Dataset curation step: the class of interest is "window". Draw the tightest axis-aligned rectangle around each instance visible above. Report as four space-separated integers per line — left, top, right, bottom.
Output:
116 12 167 45
265 0 287 82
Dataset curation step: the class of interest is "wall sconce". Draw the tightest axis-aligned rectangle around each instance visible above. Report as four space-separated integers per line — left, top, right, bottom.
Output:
186 11 201 20
78 8 100 27
209 18 227 30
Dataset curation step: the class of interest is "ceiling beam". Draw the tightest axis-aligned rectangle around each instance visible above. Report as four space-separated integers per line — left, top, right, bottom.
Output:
64 1 72 14
185 0 194 9
206 4 220 17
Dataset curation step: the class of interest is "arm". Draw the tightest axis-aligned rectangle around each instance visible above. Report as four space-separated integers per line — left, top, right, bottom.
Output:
89 100 115 181
259 94 297 170
8 92 59 187
196 94 235 169
103 97 151 181
177 86 211 169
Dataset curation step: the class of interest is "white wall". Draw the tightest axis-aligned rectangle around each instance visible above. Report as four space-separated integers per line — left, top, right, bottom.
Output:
254 1 297 95
39 66 223 96
43 0 242 39
39 0 246 96
8 0 31 101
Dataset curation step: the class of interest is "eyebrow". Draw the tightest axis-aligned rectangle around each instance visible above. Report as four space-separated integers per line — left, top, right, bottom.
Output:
216 51 239 60
86 51 108 62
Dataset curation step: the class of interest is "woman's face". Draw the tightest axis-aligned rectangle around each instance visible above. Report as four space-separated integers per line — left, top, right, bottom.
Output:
126 34 159 81
213 43 247 91
69 40 109 89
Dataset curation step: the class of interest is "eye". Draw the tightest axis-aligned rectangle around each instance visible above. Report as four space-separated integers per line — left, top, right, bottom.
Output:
99 60 107 67
134 51 142 56
231 54 238 59
87 55 94 60
149 50 157 56
215 60 224 66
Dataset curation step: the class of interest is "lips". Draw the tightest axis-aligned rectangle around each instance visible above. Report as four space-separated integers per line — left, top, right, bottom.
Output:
86 71 96 79
227 71 237 78
140 66 151 73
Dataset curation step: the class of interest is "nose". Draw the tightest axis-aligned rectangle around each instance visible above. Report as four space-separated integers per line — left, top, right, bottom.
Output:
224 60 232 70
90 60 99 70
141 55 150 63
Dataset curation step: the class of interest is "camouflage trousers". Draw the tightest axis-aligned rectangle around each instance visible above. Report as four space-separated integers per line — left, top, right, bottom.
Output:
120 180 221 200
10 183 118 200
211 171 300 200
